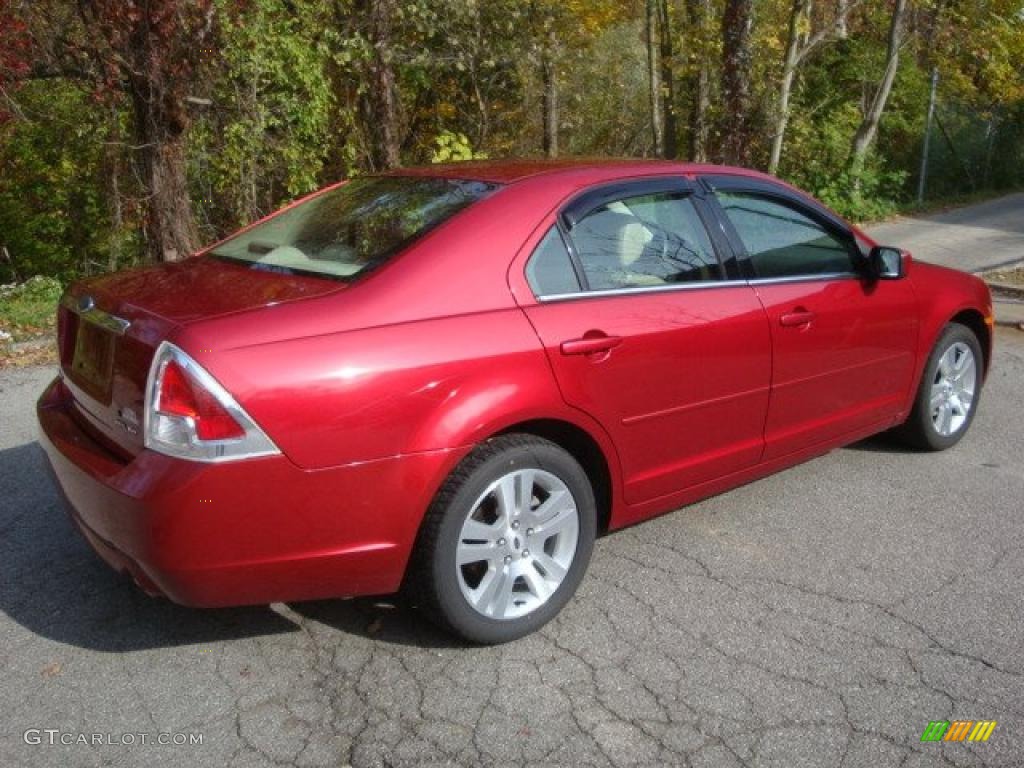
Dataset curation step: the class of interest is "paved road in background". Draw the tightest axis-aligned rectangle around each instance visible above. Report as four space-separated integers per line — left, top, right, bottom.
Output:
865 193 1024 273
2 198 1024 768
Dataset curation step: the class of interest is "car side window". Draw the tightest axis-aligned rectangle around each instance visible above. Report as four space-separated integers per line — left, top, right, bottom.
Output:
526 226 582 297
715 191 856 278
569 192 720 291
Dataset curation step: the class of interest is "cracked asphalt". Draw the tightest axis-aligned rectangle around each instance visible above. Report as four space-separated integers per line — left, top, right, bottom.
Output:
1 330 1022 767
3 189 1024 768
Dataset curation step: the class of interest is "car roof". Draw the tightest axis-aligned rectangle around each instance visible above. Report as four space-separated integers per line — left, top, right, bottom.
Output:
375 158 865 243
379 157 766 185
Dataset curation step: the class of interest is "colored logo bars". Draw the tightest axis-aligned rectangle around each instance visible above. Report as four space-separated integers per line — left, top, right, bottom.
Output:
921 720 997 743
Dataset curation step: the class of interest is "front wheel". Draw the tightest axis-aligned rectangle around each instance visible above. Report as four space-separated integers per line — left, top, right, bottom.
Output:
899 322 983 450
406 434 596 644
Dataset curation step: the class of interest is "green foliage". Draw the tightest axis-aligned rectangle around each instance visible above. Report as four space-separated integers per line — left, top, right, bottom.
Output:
817 166 909 222
429 130 488 163
560 20 649 156
0 82 122 284
190 0 334 235
0 276 63 343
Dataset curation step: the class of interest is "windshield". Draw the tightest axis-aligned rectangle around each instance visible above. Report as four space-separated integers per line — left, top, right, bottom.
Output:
209 176 498 279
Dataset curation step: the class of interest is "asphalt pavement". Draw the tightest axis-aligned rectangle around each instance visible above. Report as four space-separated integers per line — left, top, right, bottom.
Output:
2 196 1023 768
865 193 1024 274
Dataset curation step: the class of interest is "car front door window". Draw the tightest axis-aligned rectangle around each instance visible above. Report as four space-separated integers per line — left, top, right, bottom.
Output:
715 191 856 278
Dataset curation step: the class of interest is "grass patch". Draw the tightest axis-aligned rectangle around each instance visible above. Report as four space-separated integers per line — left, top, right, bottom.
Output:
1 276 62 367
1 275 62 349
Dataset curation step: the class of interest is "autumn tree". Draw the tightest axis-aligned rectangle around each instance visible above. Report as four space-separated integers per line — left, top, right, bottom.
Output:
849 0 908 175
684 0 712 161
768 0 859 173
644 0 677 158
69 1 217 262
657 0 677 158
354 0 402 169
719 0 753 164
0 4 32 123
193 0 333 230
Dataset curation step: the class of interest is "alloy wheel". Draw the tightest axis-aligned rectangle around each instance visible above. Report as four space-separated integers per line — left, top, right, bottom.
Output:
930 341 977 436
455 468 579 620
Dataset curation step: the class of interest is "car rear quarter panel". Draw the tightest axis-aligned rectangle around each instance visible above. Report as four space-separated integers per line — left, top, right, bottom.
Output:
186 308 606 470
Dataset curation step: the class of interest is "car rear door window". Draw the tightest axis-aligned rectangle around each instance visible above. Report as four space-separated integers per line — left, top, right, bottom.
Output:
570 192 721 290
715 191 856 278
526 227 582 297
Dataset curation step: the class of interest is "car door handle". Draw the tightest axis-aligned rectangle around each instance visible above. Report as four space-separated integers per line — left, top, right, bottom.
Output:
560 335 623 356
780 310 815 327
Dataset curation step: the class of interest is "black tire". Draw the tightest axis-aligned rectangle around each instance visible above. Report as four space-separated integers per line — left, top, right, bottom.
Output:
405 434 596 644
898 322 983 451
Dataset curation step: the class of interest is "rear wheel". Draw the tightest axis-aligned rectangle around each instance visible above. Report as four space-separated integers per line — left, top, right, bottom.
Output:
899 323 982 450
406 434 596 644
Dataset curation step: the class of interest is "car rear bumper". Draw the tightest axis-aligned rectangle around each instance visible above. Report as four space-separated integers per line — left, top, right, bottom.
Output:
37 376 464 607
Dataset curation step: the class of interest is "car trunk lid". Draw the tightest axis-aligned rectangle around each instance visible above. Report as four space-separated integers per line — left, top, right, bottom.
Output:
58 255 343 458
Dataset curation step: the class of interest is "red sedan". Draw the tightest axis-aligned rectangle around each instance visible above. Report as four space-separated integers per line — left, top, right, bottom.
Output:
38 160 992 643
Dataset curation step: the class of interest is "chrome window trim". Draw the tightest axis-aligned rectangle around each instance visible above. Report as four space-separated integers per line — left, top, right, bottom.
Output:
537 279 738 303
61 293 131 336
746 272 860 286
535 271 862 302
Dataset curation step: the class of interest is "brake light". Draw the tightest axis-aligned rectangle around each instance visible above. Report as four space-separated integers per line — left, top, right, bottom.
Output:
157 360 245 440
145 342 279 462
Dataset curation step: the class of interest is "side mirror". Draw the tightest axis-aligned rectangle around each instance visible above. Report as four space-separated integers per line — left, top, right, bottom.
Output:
868 246 910 280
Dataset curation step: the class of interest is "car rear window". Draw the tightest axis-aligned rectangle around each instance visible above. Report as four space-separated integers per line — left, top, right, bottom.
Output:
210 176 499 280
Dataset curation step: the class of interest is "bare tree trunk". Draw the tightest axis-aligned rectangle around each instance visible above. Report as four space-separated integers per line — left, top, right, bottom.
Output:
850 0 907 173
139 139 199 263
690 64 710 161
916 67 938 202
471 76 489 148
768 0 807 174
646 0 664 157
720 0 754 165
983 113 998 189
687 0 710 161
102 106 124 272
541 39 559 157
365 0 401 170
0 246 16 283
132 94 199 263
470 4 489 147
658 0 677 158
837 0 849 38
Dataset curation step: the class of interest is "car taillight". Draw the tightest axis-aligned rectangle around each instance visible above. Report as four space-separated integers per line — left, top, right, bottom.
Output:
157 360 245 440
145 342 279 462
